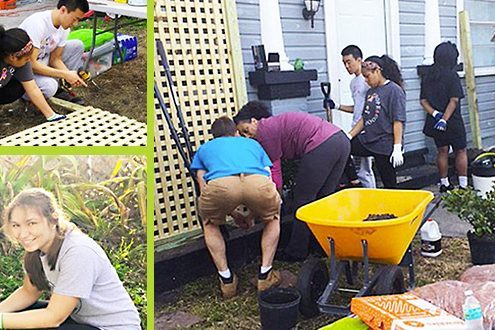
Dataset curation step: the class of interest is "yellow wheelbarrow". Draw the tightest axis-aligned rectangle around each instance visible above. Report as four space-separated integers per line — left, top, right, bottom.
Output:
295 188 439 317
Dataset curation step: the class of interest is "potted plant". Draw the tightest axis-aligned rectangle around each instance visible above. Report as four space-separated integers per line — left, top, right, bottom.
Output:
443 187 495 265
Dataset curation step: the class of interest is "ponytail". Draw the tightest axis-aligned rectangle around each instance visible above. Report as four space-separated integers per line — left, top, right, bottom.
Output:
365 55 404 90
0 25 32 60
24 234 64 291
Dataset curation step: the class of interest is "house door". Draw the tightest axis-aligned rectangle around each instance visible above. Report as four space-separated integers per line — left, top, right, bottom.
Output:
325 0 388 131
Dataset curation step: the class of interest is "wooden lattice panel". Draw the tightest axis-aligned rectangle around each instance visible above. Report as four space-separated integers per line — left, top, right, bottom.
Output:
154 0 244 240
0 107 146 146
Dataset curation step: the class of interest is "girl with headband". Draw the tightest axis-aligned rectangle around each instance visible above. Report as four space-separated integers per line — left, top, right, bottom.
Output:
0 26 66 122
347 55 406 188
0 188 141 329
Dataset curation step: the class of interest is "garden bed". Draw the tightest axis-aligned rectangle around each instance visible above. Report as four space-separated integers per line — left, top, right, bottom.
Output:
156 236 471 329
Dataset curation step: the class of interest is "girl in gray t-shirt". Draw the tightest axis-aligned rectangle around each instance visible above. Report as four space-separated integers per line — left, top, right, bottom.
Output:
348 55 406 188
0 188 141 330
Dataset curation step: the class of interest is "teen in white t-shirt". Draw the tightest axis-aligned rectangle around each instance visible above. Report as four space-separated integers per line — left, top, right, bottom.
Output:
19 0 89 104
335 45 377 188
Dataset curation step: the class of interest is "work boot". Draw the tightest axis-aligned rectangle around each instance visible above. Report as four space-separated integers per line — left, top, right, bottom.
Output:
219 274 238 299
257 269 281 292
54 89 86 105
439 184 455 193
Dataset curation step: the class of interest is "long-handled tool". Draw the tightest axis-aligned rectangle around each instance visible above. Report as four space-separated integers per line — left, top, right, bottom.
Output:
321 82 333 123
155 39 230 240
156 39 194 162
154 82 193 174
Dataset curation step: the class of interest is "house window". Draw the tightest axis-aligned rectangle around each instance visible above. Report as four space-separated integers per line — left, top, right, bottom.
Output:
464 0 495 68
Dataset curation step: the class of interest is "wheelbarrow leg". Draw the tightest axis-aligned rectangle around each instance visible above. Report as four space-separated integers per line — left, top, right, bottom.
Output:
361 240 370 288
317 237 348 315
344 261 354 286
406 243 416 289
329 237 337 280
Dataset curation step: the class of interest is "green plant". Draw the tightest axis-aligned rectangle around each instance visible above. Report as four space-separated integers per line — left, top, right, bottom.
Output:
442 187 495 238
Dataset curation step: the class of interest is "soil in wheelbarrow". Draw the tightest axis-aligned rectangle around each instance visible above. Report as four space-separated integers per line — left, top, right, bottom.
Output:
363 213 397 221
0 29 146 139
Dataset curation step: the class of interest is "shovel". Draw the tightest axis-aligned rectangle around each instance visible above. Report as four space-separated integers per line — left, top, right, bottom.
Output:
321 82 333 123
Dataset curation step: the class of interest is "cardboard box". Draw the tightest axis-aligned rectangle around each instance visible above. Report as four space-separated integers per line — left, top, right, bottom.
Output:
351 294 465 330
0 0 16 10
82 41 115 77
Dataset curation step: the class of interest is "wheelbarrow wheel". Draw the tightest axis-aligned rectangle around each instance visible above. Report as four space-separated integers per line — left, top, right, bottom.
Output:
296 257 329 318
374 265 405 295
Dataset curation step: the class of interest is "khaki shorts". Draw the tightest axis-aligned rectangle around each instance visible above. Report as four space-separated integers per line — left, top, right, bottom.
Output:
199 174 280 225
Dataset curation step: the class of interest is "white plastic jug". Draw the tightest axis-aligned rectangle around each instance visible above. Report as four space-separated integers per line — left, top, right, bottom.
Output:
420 218 442 257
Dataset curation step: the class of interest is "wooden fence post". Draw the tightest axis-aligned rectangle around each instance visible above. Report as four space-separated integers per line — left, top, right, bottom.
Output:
459 10 482 149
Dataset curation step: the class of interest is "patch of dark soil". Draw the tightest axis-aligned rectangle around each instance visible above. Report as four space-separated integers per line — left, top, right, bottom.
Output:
0 29 146 139
155 311 203 330
77 29 146 123
363 213 397 221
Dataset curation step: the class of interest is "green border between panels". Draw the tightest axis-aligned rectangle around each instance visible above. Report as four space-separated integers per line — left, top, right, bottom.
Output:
0 147 148 155
0 2 155 329
146 0 154 328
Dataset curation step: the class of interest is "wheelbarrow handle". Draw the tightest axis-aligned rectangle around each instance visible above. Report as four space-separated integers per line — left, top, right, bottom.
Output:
421 194 443 224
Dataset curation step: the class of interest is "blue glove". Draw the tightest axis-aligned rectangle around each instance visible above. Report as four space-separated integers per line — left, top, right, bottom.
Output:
431 110 443 122
434 119 447 131
324 98 336 109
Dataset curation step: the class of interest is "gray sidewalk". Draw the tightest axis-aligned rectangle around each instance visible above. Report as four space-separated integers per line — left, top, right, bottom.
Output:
1 0 57 29
422 184 472 238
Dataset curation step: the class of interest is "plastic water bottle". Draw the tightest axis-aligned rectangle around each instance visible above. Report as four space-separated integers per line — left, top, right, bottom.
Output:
420 218 442 257
463 290 484 329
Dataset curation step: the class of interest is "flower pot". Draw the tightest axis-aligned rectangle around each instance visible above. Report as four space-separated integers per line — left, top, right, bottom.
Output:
467 231 495 265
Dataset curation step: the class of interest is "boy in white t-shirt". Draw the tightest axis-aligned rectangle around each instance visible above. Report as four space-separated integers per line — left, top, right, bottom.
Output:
332 45 377 188
19 0 89 105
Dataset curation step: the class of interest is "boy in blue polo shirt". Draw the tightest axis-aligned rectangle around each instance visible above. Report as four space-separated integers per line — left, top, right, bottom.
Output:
191 116 281 299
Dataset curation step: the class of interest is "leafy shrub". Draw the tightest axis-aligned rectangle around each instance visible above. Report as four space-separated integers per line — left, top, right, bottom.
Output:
442 187 495 238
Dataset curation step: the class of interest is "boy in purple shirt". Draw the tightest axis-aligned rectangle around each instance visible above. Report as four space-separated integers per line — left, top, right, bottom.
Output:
234 102 350 261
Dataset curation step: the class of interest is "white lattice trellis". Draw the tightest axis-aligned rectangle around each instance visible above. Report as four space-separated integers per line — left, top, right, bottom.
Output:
154 0 246 241
0 107 146 146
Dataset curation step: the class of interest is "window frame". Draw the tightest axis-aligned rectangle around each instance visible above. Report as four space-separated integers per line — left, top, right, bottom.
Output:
457 0 495 76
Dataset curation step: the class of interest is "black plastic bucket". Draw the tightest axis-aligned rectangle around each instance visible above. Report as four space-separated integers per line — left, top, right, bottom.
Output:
467 231 495 265
258 287 301 330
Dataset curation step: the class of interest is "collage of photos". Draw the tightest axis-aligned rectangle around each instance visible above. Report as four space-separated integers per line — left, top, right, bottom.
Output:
0 0 149 328
3 0 495 329
155 0 495 330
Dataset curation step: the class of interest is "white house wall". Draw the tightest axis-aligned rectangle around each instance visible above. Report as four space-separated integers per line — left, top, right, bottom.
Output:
236 0 328 115
235 0 495 153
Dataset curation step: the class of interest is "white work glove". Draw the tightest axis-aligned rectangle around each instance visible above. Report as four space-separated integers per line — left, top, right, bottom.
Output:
431 110 443 122
390 144 404 168
345 131 353 140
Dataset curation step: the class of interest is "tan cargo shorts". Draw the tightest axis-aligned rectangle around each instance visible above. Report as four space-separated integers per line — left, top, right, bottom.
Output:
199 174 280 225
